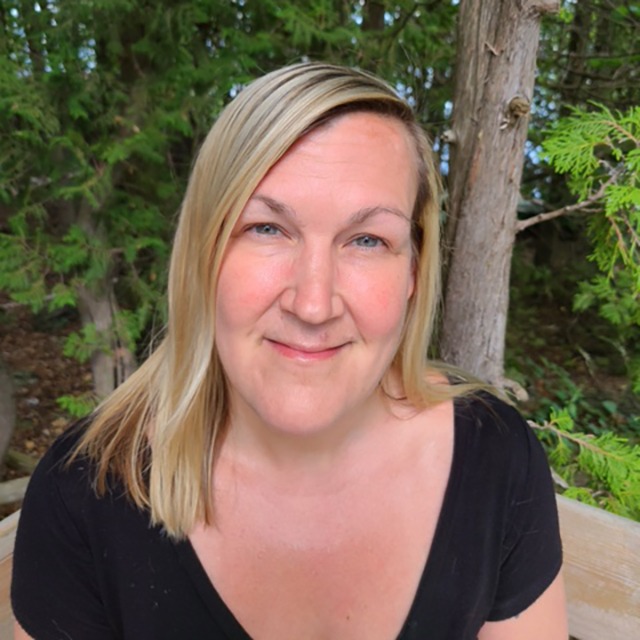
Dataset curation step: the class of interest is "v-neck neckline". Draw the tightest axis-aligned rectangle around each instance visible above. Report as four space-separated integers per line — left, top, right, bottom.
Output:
173 402 465 640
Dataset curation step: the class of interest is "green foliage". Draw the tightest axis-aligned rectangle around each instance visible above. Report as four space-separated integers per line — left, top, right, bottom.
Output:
510 346 640 518
536 407 640 520
56 393 98 419
0 0 458 378
63 323 112 363
513 357 640 439
543 105 640 391
537 1 640 116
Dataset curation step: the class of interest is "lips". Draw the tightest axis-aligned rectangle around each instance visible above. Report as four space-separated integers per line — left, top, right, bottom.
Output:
266 338 347 361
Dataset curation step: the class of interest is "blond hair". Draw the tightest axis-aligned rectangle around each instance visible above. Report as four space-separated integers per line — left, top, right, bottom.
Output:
74 62 474 538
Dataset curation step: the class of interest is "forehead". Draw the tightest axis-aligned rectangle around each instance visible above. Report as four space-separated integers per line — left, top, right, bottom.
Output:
252 112 419 212
292 111 417 168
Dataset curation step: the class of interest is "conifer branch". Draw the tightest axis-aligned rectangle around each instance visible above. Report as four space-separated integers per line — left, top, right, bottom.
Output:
603 118 640 146
530 420 629 462
515 171 619 233
609 217 629 262
623 215 640 252
530 413 640 519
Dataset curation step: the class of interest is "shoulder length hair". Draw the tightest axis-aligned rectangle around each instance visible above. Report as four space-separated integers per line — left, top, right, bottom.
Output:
73 61 468 539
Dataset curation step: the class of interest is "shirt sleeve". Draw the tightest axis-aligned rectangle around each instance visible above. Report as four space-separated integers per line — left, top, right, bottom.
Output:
11 430 117 640
486 403 563 621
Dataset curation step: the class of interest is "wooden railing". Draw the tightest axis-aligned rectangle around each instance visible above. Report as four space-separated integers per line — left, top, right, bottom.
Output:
0 498 639 639
558 495 640 639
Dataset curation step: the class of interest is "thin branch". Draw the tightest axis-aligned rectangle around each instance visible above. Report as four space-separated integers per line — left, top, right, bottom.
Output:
622 214 640 253
608 217 628 263
0 294 55 310
550 467 569 489
603 118 640 146
553 51 640 62
515 171 619 233
388 2 419 39
542 77 640 93
529 421 629 463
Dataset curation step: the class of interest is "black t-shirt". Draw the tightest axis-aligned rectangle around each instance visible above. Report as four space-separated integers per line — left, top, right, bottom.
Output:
11 393 562 639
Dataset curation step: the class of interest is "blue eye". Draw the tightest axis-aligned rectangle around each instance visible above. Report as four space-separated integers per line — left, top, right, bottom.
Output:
353 235 383 248
250 223 281 236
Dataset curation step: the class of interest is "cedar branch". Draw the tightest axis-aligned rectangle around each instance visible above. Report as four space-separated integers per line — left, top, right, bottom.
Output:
529 420 629 463
515 171 619 233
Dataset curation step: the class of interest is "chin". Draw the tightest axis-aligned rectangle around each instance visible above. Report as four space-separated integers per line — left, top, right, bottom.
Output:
261 406 352 437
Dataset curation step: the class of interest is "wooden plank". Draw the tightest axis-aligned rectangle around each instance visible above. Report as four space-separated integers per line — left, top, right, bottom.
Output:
0 510 19 639
558 495 640 640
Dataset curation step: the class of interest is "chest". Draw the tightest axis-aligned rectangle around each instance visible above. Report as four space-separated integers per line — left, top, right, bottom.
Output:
189 446 452 640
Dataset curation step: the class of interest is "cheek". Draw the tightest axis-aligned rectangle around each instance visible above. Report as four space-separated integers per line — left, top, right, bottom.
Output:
349 267 413 338
215 253 289 324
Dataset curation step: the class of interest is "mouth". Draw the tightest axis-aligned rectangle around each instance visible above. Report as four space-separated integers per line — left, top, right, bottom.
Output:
265 339 347 361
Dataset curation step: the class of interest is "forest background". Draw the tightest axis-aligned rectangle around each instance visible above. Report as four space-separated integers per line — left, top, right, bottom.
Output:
0 0 638 521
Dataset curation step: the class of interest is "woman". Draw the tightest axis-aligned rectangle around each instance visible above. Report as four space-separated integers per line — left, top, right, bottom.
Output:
12 62 567 639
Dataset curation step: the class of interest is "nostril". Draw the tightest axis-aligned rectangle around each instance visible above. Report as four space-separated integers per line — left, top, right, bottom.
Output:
279 262 334 317
279 280 343 325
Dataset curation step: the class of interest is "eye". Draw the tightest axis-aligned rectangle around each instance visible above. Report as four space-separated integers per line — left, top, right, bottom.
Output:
352 234 385 249
247 223 282 237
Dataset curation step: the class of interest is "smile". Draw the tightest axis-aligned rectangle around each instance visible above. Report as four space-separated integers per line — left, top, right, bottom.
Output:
266 339 346 361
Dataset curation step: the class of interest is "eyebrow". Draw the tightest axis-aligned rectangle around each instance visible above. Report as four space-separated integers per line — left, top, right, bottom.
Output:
251 194 411 224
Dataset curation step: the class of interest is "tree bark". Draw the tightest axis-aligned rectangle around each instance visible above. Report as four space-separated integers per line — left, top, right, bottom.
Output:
75 204 136 399
362 0 385 32
440 0 559 384
76 283 132 400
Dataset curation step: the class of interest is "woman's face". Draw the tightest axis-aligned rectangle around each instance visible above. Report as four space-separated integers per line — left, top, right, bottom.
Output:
215 112 418 440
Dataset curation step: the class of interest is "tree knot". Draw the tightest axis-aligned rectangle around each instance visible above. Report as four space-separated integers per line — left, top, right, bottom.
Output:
500 96 531 130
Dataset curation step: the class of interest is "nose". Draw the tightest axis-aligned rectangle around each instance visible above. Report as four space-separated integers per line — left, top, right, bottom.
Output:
279 244 344 324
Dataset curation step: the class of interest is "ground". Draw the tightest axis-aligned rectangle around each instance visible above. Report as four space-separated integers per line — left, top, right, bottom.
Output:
0 297 93 518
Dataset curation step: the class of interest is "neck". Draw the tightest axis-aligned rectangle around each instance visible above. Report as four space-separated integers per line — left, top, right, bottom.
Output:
220 388 411 480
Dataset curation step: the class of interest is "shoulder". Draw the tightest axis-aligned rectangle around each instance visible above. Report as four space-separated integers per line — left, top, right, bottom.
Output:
12 419 147 640
454 390 526 430
454 391 538 455
15 416 106 549
452 392 563 621
13 416 151 591
452 391 556 507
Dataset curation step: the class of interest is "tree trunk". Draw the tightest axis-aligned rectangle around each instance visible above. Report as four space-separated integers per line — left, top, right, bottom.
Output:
440 0 559 384
362 0 385 31
75 204 136 399
76 283 133 400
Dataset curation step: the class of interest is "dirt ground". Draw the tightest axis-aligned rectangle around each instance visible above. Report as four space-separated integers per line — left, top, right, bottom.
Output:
0 298 93 518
